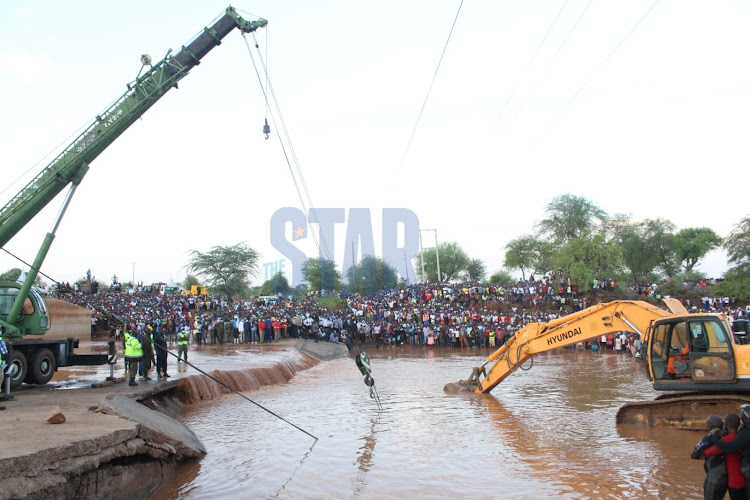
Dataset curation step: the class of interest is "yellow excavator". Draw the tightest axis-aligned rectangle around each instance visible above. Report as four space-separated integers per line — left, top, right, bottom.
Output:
446 299 750 429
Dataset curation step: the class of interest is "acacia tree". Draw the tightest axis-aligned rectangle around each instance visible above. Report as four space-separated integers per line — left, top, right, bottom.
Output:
724 215 750 274
181 274 201 290
674 227 722 279
415 241 469 282
268 272 290 295
504 235 553 279
536 194 608 244
489 269 514 285
554 233 624 290
186 242 259 298
345 255 398 294
301 257 341 291
465 258 486 282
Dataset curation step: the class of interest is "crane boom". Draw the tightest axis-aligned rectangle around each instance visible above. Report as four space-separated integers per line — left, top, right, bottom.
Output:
0 7 266 249
0 6 267 390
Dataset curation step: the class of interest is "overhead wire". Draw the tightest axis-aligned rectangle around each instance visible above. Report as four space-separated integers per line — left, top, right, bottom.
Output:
557 0 662 116
241 31 334 263
397 0 464 174
496 0 570 121
512 0 594 119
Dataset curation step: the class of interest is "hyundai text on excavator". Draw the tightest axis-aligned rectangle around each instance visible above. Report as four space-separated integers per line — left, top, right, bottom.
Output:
446 298 750 429
0 7 267 390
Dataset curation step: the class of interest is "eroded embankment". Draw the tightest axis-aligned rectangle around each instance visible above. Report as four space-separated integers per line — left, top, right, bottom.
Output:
0 342 341 500
174 350 319 404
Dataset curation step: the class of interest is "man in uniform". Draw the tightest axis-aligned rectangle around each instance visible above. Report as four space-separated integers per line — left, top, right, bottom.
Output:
124 325 143 387
177 327 189 363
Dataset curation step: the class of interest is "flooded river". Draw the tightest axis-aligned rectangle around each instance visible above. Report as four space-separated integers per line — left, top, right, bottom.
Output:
150 346 711 499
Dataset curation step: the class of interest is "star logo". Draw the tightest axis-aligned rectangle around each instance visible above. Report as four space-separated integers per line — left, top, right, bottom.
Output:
293 225 306 240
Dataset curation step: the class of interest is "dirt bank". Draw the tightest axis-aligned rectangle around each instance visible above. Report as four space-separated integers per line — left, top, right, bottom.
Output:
0 340 348 500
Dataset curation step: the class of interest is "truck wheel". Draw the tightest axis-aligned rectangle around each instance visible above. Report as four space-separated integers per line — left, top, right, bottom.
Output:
29 348 56 385
7 350 27 390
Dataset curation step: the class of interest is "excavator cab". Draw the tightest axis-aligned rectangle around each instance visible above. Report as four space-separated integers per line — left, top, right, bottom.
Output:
649 315 736 390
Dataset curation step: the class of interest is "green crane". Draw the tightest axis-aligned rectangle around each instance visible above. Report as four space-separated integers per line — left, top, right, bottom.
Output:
0 6 266 389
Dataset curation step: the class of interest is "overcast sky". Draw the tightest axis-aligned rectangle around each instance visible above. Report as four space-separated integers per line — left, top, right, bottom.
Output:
1 0 747 288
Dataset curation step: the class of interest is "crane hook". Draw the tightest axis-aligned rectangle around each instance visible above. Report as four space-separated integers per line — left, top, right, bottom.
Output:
263 118 270 140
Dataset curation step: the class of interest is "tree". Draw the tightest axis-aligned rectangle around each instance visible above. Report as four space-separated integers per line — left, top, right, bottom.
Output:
186 242 260 298
642 218 678 279
488 269 514 285
610 218 677 283
554 233 624 290
0 268 22 281
504 235 553 279
0 267 46 287
345 255 398 294
673 227 722 279
301 257 341 292
465 258 486 282
268 272 290 295
415 241 469 282
536 194 608 244
181 274 201 290
724 215 750 274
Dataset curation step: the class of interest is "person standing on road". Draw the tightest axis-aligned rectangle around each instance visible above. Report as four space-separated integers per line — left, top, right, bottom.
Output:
124 326 143 387
177 327 189 363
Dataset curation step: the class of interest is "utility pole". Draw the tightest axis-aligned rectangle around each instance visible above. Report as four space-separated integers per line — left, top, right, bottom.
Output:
420 229 441 283
403 250 410 284
351 241 356 293
433 229 441 283
419 230 426 284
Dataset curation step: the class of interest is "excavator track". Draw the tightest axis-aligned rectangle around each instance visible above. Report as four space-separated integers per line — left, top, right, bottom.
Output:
616 393 750 430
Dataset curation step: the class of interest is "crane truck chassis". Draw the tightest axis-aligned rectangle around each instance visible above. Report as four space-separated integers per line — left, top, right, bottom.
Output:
446 299 750 429
0 7 267 390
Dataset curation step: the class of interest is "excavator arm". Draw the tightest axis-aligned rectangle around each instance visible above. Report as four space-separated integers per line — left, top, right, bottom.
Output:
452 300 676 394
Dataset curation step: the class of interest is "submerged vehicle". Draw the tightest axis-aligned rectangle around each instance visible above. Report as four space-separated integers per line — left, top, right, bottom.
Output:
446 298 750 429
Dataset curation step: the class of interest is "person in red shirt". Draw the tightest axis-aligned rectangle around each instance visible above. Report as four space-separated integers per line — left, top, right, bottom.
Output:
272 318 282 341
704 413 746 500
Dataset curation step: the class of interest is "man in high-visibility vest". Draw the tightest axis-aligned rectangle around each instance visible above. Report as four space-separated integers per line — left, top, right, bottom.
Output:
177 328 189 363
124 326 143 387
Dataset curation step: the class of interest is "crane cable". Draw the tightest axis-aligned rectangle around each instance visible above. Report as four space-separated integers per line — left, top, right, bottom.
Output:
1 247 319 441
397 0 464 174
240 31 334 264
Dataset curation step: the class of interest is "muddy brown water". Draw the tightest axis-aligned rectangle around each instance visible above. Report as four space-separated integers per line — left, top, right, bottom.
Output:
139 346 720 500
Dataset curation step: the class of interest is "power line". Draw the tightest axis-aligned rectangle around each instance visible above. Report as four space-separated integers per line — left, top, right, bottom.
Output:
546 0 662 131
397 0 464 174
496 0 571 121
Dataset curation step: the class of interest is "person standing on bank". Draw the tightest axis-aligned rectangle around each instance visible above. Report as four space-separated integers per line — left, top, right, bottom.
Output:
177 327 189 363
124 326 143 387
154 328 169 379
138 325 155 381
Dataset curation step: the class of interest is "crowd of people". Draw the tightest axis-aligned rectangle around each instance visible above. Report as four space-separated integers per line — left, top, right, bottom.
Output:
53 272 749 355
